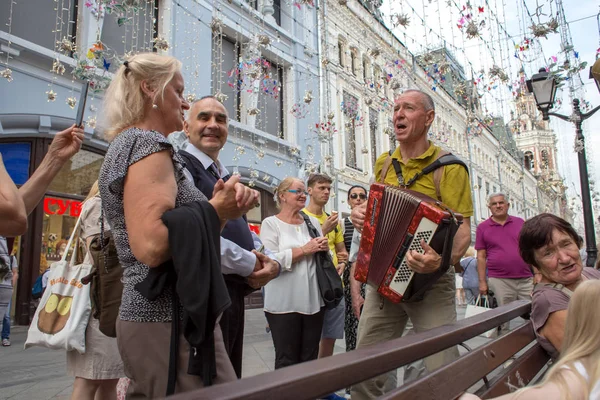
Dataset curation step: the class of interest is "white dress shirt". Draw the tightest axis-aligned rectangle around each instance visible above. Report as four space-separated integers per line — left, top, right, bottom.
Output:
260 215 324 315
182 143 279 277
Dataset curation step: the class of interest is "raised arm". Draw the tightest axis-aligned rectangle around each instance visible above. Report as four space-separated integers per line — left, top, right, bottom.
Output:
0 155 27 236
19 125 83 215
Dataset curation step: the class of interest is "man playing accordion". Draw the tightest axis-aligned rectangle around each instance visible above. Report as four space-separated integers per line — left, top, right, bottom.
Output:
350 89 473 399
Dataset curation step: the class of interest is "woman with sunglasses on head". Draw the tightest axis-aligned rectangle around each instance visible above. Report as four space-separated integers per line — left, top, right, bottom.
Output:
260 177 329 369
341 186 368 355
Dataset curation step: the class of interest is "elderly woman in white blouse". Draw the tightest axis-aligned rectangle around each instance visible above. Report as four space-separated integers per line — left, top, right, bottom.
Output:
260 177 329 369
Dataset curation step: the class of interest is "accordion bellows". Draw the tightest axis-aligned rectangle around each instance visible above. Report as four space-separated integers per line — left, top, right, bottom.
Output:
355 183 463 303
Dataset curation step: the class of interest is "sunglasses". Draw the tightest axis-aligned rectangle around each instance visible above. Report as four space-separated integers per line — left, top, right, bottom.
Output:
350 193 367 200
287 189 309 196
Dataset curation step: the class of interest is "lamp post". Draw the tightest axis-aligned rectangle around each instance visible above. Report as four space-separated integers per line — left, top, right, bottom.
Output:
526 65 600 268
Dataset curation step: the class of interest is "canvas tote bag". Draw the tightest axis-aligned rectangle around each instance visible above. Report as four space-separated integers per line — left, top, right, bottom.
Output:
25 213 92 353
464 295 498 338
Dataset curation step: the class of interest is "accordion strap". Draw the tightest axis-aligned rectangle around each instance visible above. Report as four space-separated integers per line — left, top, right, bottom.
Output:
379 149 469 201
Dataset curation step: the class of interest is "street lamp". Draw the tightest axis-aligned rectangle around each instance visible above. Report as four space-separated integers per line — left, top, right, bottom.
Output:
526 65 600 268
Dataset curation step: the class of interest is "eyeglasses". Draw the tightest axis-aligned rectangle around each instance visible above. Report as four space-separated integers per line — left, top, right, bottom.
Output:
287 189 309 196
350 193 367 200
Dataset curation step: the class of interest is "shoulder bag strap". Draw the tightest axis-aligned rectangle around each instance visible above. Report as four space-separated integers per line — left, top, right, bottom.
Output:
299 211 320 239
62 210 85 267
379 150 397 184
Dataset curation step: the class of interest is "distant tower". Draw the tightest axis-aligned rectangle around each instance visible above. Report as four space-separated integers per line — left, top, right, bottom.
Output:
512 70 560 183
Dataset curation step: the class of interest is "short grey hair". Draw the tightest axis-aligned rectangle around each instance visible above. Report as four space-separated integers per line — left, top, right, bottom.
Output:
402 89 435 112
487 192 508 205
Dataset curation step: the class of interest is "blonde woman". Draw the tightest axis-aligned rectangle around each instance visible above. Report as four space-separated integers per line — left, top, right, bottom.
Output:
98 52 258 398
460 279 600 400
68 181 124 400
260 177 329 369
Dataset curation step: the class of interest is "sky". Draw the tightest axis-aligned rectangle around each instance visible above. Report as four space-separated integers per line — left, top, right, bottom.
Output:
379 0 599 223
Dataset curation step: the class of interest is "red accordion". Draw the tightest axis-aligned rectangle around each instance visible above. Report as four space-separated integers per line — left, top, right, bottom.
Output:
355 183 463 303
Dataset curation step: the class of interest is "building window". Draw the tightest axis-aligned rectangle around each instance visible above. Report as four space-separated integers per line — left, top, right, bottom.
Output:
363 57 370 83
0 143 31 185
213 40 285 138
0 0 77 51
47 149 104 197
245 0 281 25
338 38 346 67
369 108 379 167
256 59 284 138
350 48 358 76
342 91 359 170
373 66 382 93
212 38 240 122
388 119 395 150
41 195 80 267
541 149 550 169
524 151 534 170
485 182 490 196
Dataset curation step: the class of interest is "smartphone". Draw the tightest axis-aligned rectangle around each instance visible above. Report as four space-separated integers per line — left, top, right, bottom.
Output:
75 81 90 128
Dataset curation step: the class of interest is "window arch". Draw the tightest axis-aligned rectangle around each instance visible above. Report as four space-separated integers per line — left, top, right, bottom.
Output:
524 151 534 170
350 47 359 76
338 36 347 67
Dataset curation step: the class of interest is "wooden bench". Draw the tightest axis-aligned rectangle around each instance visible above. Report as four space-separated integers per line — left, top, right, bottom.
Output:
170 300 550 400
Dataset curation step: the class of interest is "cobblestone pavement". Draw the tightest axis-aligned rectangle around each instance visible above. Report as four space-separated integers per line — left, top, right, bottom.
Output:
0 306 523 399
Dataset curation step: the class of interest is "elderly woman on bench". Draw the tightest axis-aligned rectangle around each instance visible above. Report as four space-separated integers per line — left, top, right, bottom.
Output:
517 213 600 359
461 279 600 400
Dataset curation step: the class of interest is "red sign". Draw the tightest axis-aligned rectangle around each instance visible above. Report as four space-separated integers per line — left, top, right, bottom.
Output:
44 197 82 217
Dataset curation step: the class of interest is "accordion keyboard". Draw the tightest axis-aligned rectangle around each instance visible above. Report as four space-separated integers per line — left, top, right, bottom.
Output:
389 217 437 295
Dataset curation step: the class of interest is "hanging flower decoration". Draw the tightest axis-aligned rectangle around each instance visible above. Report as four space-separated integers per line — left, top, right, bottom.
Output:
84 0 105 19
1 68 13 82
457 3 486 39
57 37 76 54
488 65 509 83
186 94 197 103
46 89 57 102
66 96 77 109
256 34 271 47
210 17 224 33
311 120 338 142
248 108 261 116
390 13 410 28
228 58 279 98
530 18 559 39
52 59 66 75
153 37 170 51
293 0 314 10
290 103 310 119
369 47 381 58
214 91 228 103
303 90 314 104
87 116 97 129
327 112 335 120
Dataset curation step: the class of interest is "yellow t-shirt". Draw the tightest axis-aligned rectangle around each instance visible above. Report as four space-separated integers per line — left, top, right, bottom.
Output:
374 141 474 218
302 208 345 266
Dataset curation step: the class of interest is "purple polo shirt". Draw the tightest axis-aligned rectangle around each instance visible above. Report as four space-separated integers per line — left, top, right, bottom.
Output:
475 216 532 279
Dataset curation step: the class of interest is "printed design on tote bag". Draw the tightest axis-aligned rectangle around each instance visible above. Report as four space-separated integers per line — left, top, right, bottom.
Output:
38 293 74 334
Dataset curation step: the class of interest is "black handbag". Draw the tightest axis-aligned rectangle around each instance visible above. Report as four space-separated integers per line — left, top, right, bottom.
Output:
299 212 344 310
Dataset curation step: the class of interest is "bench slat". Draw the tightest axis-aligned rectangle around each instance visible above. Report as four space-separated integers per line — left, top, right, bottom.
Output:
380 323 536 400
475 343 550 399
169 301 531 400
